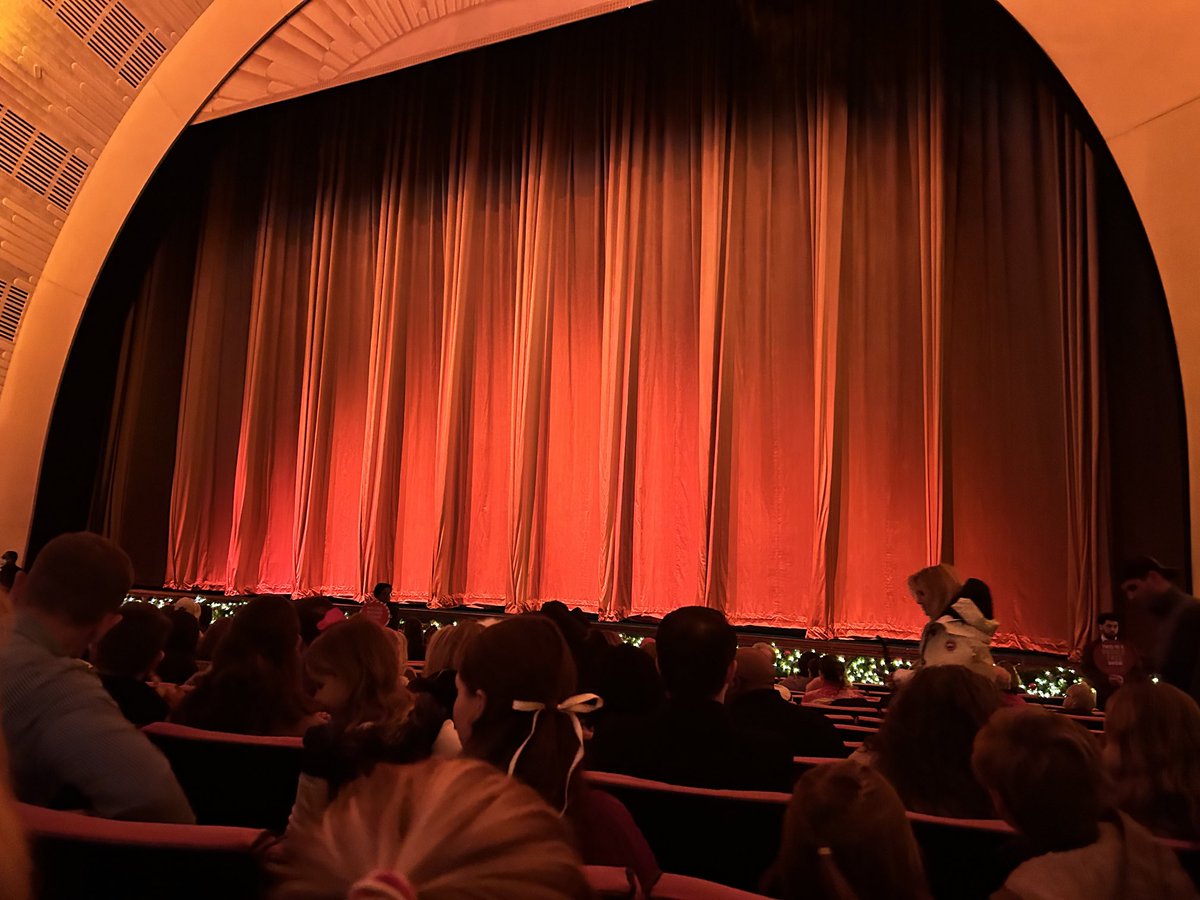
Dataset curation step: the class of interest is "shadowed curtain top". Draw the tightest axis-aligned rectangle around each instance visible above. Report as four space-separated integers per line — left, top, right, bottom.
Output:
102 0 1108 652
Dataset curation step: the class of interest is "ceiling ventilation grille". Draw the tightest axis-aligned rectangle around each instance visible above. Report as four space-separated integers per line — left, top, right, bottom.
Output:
0 280 31 344
41 0 166 88
0 106 90 211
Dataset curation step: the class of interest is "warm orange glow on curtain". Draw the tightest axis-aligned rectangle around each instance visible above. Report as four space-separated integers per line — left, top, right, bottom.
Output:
131 0 1107 651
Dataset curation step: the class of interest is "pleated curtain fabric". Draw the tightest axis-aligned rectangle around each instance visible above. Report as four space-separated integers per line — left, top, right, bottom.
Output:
115 0 1106 652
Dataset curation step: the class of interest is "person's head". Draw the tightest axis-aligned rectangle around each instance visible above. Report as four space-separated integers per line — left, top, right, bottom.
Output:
455 615 583 811
752 641 777 663
93 602 171 679
907 564 961 618
974 707 1111 851
293 596 337 647
1 551 16 564
730 646 777 698
655 606 737 702
304 616 412 728
1062 682 1097 713
195 613 234 662
794 650 819 679
808 654 823 678
1118 556 1179 607
273 758 586 900
179 596 312 735
1097 612 1121 640
1105 682 1200 840
769 761 930 900
424 620 486 675
371 582 392 603
954 578 994 620
585 642 663 720
817 656 847 688
13 532 133 657
874 665 1003 818
164 608 202 657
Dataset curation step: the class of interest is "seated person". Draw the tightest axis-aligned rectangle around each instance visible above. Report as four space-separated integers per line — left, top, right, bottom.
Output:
864 665 1001 818
587 607 793 791
1061 682 1097 714
274 758 588 898
0 533 193 823
456 615 659 890
1105 681 1200 841
802 656 864 704
94 602 172 726
764 760 931 900
780 650 819 695
172 595 323 736
156 607 201 685
726 647 844 759
973 706 1197 900
582 641 664 733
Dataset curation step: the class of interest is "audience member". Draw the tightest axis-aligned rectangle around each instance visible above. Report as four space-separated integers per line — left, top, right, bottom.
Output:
274 758 588 899
727 647 844 758
1119 556 1200 703
1105 681 1200 841
1080 612 1142 710
401 618 425 662
157 607 201 685
0 533 193 823
0 550 20 592
424 619 486 676
974 706 1197 900
93 602 172 726
195 613 234 664
1062 682 1097 714
866 665 1001 818
172 595 322 736
780 650 820 694
913 569 999 677
765 761 931 900
588 606 793 791
293 596 343 647
290 617 442 833
802 656 863 704
0 733 31 900
582 641 664 731
456 614 659 887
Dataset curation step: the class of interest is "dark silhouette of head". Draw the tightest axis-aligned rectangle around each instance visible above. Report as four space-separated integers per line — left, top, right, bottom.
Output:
94 602 171 679
655 607 737 701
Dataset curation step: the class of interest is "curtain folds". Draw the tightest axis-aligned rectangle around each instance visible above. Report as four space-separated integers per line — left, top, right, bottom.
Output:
133 0 1107 651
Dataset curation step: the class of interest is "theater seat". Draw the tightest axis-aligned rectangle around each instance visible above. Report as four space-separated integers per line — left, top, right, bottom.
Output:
19 802 269 900
585 865 642 898
142 721 303 832
585 772 788 891
905 811 1021 899
650 873 773 899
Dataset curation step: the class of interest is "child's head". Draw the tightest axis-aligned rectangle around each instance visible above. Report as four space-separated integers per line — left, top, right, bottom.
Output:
973 707 1111 852
769 761 930 900
273 757 586 900
304 615 411 727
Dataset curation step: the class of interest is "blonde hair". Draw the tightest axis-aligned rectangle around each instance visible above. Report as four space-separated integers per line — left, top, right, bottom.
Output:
1106 682 1200 840
303 616 413 729
769 761 930 900
423 620 486 675
907 565 961 617
0 732 31 900
273 758 587 899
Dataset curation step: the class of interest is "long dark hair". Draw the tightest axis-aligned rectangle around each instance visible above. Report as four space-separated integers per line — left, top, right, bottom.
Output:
457 615 581 811
172 596 314 736
871 666 1002 818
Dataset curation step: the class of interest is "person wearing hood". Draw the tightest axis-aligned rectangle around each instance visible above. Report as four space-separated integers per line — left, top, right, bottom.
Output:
903 565 1001 682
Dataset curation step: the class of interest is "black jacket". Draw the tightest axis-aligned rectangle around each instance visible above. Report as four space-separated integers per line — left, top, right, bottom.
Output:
726 688 846 759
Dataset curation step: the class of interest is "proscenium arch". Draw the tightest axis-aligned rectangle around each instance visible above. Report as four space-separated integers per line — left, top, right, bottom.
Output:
2 0 1199 578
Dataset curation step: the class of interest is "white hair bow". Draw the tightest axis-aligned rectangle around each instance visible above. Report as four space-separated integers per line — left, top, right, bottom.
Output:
508 693 604 814
348 869 417 900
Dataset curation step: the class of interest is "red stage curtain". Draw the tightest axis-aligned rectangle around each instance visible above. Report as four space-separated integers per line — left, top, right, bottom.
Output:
107 0 1107 651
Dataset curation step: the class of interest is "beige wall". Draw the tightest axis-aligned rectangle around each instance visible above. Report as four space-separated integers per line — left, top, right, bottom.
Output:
1 0 1198 580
